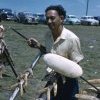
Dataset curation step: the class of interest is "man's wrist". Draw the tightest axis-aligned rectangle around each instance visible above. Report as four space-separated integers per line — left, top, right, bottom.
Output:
37 42 41 47
39 44 46 53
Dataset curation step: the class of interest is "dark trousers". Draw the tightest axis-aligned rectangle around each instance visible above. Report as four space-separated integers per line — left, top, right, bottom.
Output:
39 74 79 100
51 75 79 100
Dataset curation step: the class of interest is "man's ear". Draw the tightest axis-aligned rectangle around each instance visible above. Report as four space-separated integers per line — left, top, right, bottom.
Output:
60 15 65 23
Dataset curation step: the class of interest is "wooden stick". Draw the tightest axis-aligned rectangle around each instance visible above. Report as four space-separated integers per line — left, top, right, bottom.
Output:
38 82 57 100
85 87 100 93
10 83 19 89
80 76 100 92
10 87 19 100
10 73 29 100
39 85 54 93
39 87 48 93
9 52 42 100
47 87 50 100
75 94 99 100
87 79 100 84
53 82 57 96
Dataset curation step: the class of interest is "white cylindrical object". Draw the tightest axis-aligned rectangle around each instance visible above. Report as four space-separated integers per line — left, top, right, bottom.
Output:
43 53 83 78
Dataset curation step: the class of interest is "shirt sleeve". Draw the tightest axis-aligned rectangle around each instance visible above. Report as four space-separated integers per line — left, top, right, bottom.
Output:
70 37 84 63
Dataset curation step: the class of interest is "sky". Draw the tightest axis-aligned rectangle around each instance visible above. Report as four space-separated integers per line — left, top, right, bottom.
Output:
0 0 100 17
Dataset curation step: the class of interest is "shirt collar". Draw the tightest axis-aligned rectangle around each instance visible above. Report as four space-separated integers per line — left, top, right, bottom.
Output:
60 27 67 39
54 27 66 44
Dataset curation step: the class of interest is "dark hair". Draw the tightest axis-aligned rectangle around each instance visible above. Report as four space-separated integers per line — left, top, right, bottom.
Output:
45 5 66 19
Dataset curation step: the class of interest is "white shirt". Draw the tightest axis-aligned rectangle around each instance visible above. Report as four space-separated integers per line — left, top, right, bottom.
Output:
45 27 84 62
45 27 84 72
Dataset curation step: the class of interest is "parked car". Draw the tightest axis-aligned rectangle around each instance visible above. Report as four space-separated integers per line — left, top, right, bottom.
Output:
15 12 38 24
65 15 81 25
94 16 100 25
80 16 99 26
37 13 46 24
0 8 15 21
33 13 46 24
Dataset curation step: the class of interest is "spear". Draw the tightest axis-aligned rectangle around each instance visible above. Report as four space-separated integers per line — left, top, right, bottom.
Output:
9 27 46 100
10 27 46 54
11 27 28 40
11 27 100 99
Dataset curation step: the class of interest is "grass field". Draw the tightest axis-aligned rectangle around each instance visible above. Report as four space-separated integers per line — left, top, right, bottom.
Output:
0 21 100 100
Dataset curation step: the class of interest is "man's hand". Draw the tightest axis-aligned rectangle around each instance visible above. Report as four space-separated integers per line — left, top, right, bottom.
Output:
27 38 40 48
27 38 46 53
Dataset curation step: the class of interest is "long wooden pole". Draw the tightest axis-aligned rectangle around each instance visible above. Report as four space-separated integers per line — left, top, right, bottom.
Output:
9 52 42 100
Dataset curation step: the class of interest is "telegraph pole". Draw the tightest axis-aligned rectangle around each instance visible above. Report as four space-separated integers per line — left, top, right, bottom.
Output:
86 0 89 16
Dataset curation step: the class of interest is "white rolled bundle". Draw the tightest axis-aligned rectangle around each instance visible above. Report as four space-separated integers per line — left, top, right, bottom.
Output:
43 53 83 78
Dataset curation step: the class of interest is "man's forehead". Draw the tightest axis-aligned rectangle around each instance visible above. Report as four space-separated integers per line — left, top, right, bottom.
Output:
46 10 59 16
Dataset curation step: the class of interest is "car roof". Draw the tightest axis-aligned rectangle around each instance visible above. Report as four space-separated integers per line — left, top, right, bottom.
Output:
81 16 94 17
67 15 76 17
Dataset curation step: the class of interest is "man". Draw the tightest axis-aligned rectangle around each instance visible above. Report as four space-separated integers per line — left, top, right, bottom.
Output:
28 5 84 100
0 25 6 78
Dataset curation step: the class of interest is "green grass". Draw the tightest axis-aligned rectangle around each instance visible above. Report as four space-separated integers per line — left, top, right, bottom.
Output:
0 21 100 99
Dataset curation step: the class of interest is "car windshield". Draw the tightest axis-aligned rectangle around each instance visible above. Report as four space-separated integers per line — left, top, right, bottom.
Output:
24 13 33 16
70 16 76 18
67 15 77 18
81 16 94 19
33 14 45 18
39 14 44 17
88 17 94 19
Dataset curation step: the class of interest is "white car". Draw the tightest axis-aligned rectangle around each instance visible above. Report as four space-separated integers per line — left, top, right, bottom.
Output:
80 16 99 25
65 15 81 25
16 12 38 24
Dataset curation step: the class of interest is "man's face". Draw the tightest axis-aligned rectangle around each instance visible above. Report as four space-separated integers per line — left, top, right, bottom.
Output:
45 10 63 30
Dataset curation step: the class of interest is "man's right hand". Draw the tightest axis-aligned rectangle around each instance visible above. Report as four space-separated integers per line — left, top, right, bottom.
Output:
27 38 46 53
27 38 40 48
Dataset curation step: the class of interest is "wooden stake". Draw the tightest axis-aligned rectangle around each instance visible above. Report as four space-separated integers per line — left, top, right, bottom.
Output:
75 94 99 100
